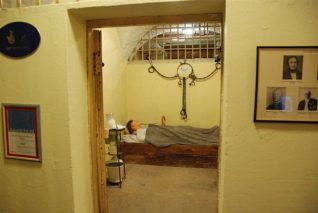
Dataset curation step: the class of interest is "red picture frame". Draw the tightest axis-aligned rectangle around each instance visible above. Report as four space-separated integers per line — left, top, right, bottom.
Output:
2 104 41 161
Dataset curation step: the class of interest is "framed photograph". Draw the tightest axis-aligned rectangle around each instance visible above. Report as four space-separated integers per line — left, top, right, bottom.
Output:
254 46 318 122
2 104 42 161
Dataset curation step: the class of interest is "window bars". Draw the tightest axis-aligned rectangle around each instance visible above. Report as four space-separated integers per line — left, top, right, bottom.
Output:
128 22 222 61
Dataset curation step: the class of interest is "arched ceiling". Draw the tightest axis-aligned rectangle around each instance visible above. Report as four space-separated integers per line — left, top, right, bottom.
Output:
69 0 224 61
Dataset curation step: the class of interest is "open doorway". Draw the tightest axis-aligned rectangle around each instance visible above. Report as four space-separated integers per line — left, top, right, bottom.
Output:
87 11 223 213
102 22 221 212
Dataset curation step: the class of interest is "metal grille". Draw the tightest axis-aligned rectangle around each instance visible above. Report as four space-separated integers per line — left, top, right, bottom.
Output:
129 22 222 61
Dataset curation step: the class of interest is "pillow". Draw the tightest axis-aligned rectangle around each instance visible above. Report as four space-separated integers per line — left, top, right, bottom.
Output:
122 134 140 143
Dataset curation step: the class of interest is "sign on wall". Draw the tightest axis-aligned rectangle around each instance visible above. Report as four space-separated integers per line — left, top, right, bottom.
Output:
2 104 42 161
0 22 41 58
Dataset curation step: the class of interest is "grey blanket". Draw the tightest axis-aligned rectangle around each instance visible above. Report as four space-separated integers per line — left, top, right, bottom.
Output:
144 124 219 147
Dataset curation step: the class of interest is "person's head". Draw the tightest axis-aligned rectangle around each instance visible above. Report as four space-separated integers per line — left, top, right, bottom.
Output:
272 88 282 103
305 91 312 99
126 120 140 134
287 56 298 71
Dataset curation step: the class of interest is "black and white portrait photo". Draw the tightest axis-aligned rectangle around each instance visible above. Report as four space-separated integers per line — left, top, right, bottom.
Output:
266 87 286 110
298 88 318 111
282 55 303 80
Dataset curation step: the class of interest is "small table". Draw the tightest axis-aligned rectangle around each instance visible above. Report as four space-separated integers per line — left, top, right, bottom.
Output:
107 127 126 187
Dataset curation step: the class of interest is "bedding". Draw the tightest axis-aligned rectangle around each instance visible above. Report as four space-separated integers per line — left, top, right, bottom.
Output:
122 124 219 147
120 124 219 168
122 134 141 143
145 124 219 147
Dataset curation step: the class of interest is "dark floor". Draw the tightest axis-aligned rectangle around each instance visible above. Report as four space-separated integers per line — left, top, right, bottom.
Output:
108 164 218 213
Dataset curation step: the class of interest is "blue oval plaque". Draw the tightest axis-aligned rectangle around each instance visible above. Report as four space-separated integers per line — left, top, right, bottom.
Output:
0 22 41 58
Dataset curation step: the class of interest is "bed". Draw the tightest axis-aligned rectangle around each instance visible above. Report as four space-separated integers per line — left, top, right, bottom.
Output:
120 124 219 168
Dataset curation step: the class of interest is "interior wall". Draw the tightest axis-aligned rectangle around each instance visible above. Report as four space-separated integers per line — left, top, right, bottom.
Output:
125 61 221 127
0 4 95 213
6 0 317 212
219 0 318 212
0 1 224 213
102 28 128 126
0 7 76 213
67 12 94 213
101 27 221 128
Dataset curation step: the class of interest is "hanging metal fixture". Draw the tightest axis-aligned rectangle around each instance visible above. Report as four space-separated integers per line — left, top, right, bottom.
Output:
147 56 221 120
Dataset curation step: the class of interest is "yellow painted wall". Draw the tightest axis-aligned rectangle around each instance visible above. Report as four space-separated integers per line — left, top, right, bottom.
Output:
3 0 318 213
67 12 94 213
102 28 127 126
0 1 224 213
218 0 318 212
101 28 221 128
0 7 74 213
0 6 93 213
125 61 221 127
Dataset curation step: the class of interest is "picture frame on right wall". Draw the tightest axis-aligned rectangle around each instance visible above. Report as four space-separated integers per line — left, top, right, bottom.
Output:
254 46 318 123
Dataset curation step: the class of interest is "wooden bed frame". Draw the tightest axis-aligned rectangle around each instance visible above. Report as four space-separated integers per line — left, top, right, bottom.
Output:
120 143 218 168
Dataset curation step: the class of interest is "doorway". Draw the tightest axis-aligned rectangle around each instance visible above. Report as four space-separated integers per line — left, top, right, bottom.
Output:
86 8 223 213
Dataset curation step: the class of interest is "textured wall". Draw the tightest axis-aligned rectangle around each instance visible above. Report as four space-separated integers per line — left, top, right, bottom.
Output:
11 0 318 212
219 0 318 212
0 1 223 212
102 28 128 126
0 7 76 213
67 12 93 213
0 0 224 212
125 61 221 127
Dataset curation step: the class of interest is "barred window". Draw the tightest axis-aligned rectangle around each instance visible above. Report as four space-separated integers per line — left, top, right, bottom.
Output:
128 22 222 61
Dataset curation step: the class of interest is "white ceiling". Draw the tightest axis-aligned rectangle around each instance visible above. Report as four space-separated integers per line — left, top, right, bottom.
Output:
69 0 225 20
116 25 154 60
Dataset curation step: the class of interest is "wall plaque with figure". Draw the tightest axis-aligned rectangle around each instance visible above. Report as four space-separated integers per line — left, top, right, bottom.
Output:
0 22 41 58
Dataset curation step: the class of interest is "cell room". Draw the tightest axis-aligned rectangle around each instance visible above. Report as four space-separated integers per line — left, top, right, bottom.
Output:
102 24 221 127
102 22 222 162
101 20 222 212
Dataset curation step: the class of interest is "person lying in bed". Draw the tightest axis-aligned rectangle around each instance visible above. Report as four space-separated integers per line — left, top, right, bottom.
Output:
125 116 219 147
126 116 166 142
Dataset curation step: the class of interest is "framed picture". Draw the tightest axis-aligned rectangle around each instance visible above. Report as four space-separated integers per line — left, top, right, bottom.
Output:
2 104 42 161
254 46 318 123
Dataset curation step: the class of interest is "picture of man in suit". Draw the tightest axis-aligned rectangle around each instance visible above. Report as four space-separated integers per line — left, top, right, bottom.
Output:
266 87 286 110
282 56 303 80
298 90 317 111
